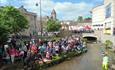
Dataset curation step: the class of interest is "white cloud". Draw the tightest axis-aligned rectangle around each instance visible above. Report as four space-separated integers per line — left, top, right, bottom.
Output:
22 0 93 20
0 0 7 3
0 0 8 5
54 2 93 20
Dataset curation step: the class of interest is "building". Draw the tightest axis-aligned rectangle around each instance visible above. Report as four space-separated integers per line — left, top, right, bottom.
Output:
91 0 115 46
37 9 57 33
61 19 92 31
50 9 57 20
91 5 105 30
61 21 77 31
104 0 115 35
19 6 38 36
91 0 115 35
37 16 49 34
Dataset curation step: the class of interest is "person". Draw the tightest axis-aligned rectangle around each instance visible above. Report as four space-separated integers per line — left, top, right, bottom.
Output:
39 43 46 57
4 45 9 53
102 52 109 70
0 46 3 63
9 47 17 63
30 44 38 54
46 52 51 60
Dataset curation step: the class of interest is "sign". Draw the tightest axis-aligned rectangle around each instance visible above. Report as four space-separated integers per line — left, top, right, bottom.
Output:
104 28 111 35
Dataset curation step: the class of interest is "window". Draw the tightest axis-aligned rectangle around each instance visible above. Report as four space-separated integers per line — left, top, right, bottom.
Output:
113 28 115 35
106 3 111 18
105 28 111 30
101 24 103 26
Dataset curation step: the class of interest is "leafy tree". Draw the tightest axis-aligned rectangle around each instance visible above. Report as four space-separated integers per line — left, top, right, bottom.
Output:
104 40 113 49
0 6 28 34
0 6 28 44
84 17 92 20
77 16 83 23
0 24 9 44
46 19 61 32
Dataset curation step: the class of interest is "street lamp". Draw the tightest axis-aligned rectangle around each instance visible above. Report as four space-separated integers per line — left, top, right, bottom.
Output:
36 0 43 36
34 15 37 36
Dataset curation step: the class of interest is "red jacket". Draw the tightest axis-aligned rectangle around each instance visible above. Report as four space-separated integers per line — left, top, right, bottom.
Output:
31 44 38 54
9 48 19 57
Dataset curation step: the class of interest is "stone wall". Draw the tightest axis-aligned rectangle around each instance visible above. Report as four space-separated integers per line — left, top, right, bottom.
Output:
94 30 115 46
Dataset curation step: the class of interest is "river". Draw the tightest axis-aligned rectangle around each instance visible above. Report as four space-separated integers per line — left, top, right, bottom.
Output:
47 43 102 70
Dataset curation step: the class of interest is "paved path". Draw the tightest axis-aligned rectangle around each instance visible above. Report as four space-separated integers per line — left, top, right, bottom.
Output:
47 43 102 70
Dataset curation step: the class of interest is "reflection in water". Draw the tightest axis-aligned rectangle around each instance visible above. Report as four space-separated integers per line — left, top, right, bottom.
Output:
47 44 102 70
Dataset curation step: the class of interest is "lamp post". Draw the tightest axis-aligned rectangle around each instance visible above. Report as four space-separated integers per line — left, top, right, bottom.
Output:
36 0 43 36
34 15 37 36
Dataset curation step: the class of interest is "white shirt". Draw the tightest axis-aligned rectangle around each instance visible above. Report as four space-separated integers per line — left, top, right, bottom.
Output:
103 56 109 64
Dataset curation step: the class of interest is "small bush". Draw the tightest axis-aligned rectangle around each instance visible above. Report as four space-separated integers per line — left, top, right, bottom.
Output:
82 38 88 43
104 40 113 49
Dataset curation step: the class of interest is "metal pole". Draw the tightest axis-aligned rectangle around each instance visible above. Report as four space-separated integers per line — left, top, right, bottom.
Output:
34 15 37 35
40 0 43 36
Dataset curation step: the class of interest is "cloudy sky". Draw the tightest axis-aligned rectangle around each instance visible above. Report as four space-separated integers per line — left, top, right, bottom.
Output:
0 0 103 20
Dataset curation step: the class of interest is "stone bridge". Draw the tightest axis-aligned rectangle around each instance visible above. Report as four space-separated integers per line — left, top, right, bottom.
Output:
82 33 99 42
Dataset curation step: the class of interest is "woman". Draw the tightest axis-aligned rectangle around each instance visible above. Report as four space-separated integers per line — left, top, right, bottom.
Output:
9 47 17 63
102 52 109 70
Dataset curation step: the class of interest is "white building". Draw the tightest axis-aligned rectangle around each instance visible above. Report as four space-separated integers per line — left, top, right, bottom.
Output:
104 0 115 35
61 20 92 31
91 0 115 35
91 5 105 30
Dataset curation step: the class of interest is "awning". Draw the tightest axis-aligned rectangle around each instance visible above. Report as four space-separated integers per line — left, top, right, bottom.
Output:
84 25 92 30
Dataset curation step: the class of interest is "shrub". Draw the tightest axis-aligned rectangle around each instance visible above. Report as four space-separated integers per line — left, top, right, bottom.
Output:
82 38 88 43
104 40 113 49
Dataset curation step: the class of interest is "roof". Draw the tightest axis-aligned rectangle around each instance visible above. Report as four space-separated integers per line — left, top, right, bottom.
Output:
51 9 56 14
91 4 104 12
19 5 37 16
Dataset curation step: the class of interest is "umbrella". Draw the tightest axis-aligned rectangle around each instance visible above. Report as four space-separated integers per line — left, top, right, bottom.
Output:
84 25 92 30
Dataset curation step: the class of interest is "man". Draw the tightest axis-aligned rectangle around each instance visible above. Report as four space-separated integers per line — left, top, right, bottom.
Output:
102 52 109 70
0 46 3 62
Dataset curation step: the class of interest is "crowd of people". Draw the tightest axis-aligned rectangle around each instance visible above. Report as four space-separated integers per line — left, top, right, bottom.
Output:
0 35 86 68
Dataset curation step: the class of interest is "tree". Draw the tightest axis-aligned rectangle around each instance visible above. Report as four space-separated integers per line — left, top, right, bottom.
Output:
77 16 83 23
46 19 61 32
0 6 28 34
104 40 113 49
0 24 9 44
0 6 28 44
84 17 92 20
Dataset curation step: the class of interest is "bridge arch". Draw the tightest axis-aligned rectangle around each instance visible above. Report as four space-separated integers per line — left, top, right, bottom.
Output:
82 33 98 42
83 36 97 42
